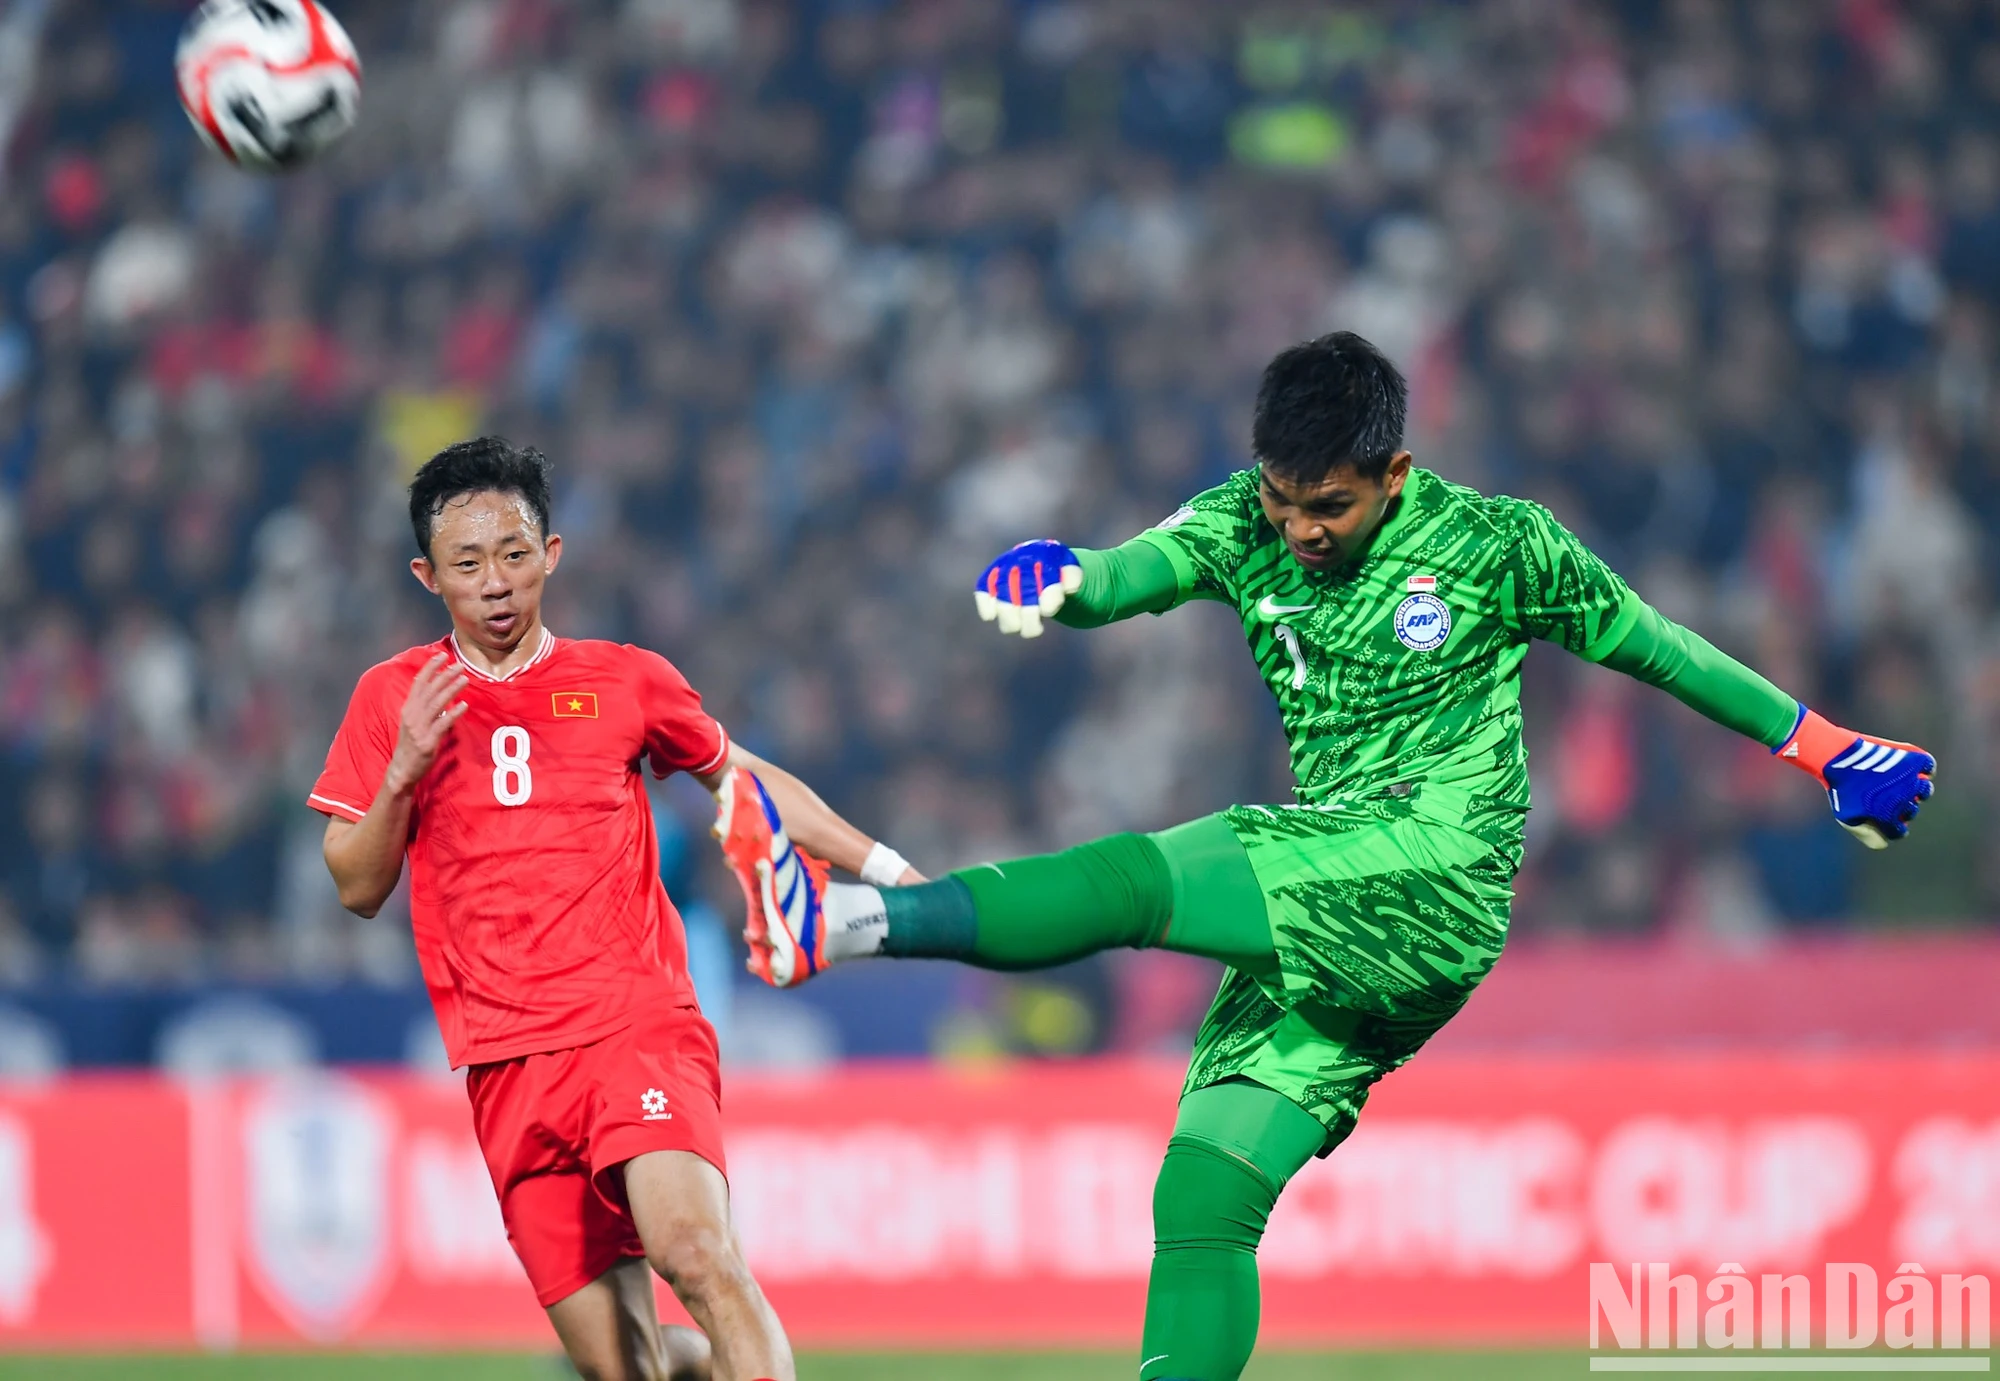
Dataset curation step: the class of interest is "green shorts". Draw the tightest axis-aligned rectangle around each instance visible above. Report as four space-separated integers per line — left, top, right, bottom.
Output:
1167 791 1516 1153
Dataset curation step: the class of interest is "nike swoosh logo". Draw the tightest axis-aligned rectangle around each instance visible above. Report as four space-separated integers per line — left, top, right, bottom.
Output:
1256 594 1316 619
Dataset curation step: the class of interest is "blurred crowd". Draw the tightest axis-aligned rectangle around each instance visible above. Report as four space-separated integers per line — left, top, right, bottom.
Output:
2 0 1999 1059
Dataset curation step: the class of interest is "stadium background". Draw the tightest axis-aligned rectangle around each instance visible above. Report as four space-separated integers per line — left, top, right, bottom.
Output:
0 0 1998 1372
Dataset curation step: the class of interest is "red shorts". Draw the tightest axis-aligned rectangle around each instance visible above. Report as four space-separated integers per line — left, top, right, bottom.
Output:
466 1003 725 1307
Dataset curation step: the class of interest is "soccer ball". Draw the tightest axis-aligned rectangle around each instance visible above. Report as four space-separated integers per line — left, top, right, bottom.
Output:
175 0 362 172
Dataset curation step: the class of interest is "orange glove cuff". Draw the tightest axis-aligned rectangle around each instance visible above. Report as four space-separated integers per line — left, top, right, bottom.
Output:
1775 707 1854 784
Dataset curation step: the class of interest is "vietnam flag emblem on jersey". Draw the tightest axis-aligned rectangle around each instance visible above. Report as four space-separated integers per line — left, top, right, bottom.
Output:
553 691 599 718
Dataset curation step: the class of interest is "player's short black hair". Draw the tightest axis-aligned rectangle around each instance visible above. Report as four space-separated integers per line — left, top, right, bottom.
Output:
1252 331 1408 484
408 436 554 558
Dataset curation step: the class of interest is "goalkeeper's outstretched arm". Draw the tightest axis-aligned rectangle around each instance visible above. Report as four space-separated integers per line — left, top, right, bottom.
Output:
973 537 1181 637
1590 595 1936 848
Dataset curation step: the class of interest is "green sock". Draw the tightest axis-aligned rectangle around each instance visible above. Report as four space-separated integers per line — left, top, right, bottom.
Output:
875 818 1276 975
1140 1080 1327 1381
1142 1138 1268 1381
878 877 978 959
881 833 1171 969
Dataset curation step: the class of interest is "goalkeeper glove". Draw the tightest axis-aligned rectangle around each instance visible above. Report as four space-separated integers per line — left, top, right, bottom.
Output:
1775 705 1936 849
973 540 1082 638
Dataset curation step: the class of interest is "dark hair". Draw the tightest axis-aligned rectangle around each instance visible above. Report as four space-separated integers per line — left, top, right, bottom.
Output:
1252 331 1408 483
408 436 554 558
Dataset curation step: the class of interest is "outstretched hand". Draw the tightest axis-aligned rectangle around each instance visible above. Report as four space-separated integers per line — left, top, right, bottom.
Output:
974 540 1083 638
386 653 469 795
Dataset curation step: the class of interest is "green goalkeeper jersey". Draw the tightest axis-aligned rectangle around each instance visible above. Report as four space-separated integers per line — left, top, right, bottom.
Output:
1059 466 1800 849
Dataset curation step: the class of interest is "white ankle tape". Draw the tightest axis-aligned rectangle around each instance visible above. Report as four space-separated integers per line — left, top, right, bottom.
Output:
859 842 911 887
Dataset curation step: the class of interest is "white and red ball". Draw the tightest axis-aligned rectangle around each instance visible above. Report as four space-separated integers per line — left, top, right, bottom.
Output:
175 0 362 172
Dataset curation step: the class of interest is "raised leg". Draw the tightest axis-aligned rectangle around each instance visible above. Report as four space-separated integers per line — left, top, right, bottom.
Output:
803 817 1278 976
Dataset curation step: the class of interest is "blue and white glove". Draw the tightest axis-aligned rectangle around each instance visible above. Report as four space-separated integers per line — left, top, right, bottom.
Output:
1775 705 1937 849
973 540 1083 639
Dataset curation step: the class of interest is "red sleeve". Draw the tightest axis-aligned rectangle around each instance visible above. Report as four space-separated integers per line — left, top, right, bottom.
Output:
634 647 730 779
308 662 405 822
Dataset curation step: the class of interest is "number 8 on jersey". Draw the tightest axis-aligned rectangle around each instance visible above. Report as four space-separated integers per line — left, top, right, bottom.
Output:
493 725 532 806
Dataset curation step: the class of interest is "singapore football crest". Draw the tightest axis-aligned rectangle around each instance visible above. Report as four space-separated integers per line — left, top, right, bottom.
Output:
1393 593 1451 651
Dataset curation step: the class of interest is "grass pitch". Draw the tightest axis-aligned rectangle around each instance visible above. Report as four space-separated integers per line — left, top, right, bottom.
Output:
0 1352 1591 1380
3 1347 1990 1377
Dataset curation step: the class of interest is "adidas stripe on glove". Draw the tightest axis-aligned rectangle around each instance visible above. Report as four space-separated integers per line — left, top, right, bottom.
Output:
973 540 1083 638
1775 706 1936 849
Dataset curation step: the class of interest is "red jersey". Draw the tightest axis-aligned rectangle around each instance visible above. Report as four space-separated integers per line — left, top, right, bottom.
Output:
308 630 730 1067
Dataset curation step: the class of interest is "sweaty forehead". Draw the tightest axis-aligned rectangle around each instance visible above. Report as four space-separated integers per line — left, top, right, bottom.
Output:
433 490 539 551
